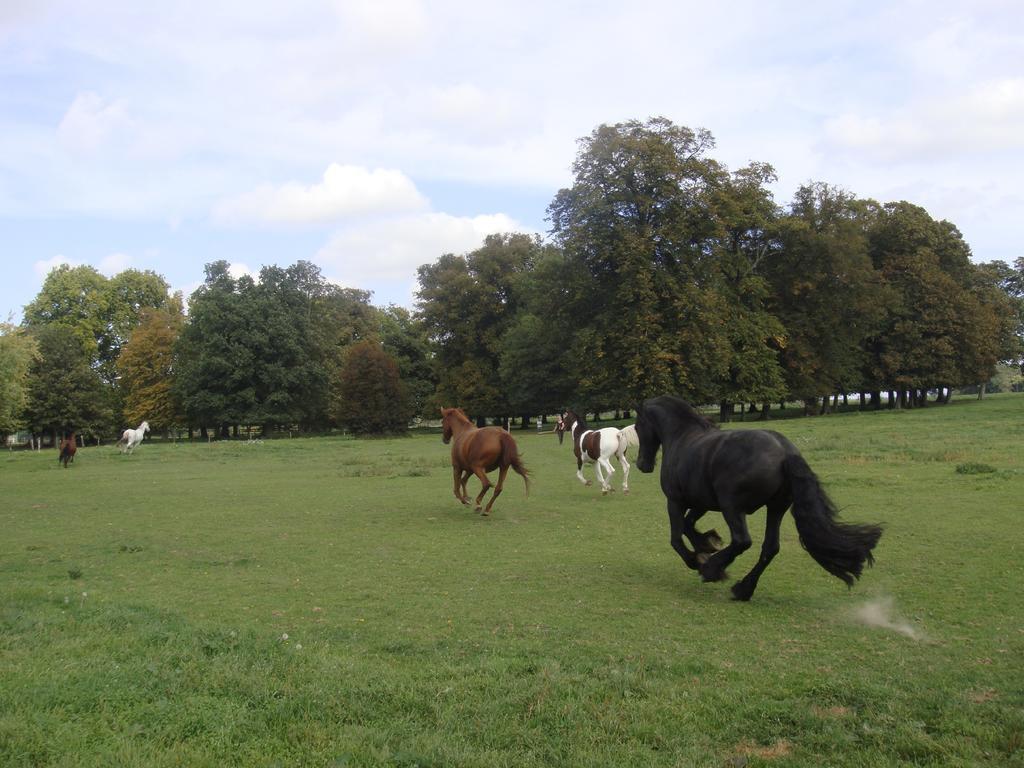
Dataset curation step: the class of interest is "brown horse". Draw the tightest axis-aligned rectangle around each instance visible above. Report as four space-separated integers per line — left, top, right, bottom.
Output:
59 431 77 468
441 407 529 515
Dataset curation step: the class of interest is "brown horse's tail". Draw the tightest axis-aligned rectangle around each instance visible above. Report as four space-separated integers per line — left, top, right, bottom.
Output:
501 433 530 495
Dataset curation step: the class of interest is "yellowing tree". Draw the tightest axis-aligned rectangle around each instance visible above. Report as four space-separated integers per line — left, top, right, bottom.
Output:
118 299 185 432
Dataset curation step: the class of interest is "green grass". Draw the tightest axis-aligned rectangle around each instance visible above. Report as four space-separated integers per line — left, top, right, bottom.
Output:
2 395 1023 767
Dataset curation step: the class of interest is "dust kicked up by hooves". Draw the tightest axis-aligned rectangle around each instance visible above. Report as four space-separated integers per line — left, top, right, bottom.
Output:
851 596 925 640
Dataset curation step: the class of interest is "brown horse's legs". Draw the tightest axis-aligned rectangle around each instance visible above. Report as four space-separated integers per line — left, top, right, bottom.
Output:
483 465 510 515
472 470 491 510
472 468 492 512
453 467 470 504
459 470 472 503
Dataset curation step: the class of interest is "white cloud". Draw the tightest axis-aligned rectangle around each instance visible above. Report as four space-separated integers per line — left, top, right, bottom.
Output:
316 211 530 296
823 77 1024 163
213 164 428 226
409 84 537 144
334 0 429 51
57 91 132 153
227 262 257 281
98 252 133 275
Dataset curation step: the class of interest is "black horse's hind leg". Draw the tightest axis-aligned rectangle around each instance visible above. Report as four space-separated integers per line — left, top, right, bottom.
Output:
699 508 752 583
667 499 701 570
682 509 722 557
731 502 787 601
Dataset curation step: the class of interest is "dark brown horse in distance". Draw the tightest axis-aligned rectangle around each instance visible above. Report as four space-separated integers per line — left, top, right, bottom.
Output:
441 407 529 515
58 431 77 468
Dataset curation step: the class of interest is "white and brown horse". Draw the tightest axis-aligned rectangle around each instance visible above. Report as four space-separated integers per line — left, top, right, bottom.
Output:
556 410 631 495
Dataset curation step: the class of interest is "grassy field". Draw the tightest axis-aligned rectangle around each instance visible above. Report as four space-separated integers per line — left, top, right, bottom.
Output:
1 395 1022 767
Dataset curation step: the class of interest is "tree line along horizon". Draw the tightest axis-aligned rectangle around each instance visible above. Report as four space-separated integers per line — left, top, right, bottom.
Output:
2 116 1023 443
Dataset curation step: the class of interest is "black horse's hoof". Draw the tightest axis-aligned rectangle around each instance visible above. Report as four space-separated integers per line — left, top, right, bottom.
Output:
730 582 754 601
700 566 728 583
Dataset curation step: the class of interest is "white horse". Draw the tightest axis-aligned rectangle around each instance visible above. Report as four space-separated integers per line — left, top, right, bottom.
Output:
556 410 631 495
117 420 150 454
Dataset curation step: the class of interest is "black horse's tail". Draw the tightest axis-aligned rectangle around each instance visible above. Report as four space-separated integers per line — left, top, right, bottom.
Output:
501 435 530 496
785 453 882 586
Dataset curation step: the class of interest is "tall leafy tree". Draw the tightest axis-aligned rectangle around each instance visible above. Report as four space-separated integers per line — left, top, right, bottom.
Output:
0 322 39 437
706 162 787 417
332 341 412 435
492 246 576 421
23 265 169 385
118 297 185 432
378 305 436 421
250 262 331 432
22 325 113 442
176 260 381 436
416 233 540 420
22 265 108 357
865 202 985 403
768 185 892 410
548 117 721 406
975 257 1024 372
549 117 786 412
955 262 1022 396
175 262 258 436
316 284 380 428
103 269 173 382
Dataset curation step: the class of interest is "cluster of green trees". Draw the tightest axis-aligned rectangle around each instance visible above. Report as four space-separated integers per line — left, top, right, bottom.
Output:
2 117 1022 442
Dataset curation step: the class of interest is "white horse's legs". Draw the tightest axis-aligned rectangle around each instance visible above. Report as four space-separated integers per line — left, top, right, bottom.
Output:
618 450 631 493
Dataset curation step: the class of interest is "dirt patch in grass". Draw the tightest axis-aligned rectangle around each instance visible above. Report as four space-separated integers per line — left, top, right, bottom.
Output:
968 688 999 704
731 739 792 761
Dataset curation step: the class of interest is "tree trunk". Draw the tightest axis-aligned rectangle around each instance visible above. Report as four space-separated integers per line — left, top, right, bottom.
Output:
978 382 986 400
759 402 770 420
719 402 733 423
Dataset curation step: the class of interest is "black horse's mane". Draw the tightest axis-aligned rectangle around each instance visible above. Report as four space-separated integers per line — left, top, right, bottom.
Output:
651 395 719 431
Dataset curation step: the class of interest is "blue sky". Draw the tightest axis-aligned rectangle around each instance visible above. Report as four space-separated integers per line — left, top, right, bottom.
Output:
2 1 1022 320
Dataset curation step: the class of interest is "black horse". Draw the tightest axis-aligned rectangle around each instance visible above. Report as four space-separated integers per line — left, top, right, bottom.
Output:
634 395 882 601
